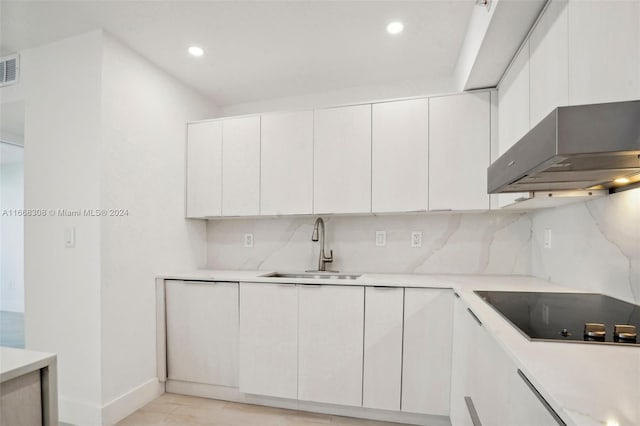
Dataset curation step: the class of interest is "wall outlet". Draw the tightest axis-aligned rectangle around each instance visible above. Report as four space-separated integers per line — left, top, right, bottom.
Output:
543 228 552 249
411 231 422 248
375 231 386 247
244 233 254 248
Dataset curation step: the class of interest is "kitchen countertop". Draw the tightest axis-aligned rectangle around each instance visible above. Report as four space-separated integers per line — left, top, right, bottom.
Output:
1 347 59 426
0 346 56 383
158 270 640 426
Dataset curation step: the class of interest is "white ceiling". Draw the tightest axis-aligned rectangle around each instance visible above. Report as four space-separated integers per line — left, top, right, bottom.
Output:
0 1 475 107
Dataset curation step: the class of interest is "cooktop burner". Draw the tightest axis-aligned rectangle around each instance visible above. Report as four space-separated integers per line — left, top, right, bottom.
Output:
475 291 639 346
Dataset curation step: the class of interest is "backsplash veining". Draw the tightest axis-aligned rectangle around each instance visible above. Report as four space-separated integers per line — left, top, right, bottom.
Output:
531 188 640 304
206 189 639 303
206 212 532 275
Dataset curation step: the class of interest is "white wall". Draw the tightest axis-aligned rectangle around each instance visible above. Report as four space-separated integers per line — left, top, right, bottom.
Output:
5 29 219 425
207 213 532 275
531 189 640 304
20 30 104 425
0 146 24 312
221 77 456 116
99 35 218 423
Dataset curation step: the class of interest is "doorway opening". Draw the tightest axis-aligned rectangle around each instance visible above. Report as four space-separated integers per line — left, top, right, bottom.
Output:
0 100 25 348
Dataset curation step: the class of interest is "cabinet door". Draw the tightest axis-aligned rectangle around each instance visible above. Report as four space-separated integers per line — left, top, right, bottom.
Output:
507 369 564 426
261 111 313 215
402 288 453 415
429 92 491 211
450 297 474 426
298 285 364 407
186 121 222 218
530 0 569 127
466 309 511 426
166 281 238 387
372 99 428 213
497 41 531 208
568 0 640 105
362 287 403 411
222 116 260 216
239 282 298 399
314 105 371 214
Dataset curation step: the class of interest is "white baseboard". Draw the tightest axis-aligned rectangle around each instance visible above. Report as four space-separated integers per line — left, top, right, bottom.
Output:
166 380 450 426
102 378 164 425
58 396 102 426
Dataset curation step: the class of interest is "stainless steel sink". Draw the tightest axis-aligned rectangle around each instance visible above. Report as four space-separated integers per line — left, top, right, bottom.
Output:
261 272 361 280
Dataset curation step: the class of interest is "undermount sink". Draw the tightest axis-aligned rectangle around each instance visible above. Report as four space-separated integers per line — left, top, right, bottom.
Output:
261 272 361 280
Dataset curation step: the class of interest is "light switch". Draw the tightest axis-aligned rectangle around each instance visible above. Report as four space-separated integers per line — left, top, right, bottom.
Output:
375 231 386 247
64 226 75 248
544 228 552 249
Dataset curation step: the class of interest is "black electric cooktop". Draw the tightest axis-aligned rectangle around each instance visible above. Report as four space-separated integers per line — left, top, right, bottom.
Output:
475 291 640 346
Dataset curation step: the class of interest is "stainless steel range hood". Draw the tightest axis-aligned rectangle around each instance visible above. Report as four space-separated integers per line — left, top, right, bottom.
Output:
488 100 640 194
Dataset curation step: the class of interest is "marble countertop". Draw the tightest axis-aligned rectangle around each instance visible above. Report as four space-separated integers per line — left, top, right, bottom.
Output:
158 270 566 288
158 270 640 426
0 346 56 383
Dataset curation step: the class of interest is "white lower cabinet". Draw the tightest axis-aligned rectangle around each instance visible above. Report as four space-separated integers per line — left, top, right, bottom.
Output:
450 297 564 426
450 297 474 426
164 280 563 425
466 313 511 425
451 301 510 425
298 285 365 407
239 282 298 399
165 281 239 387
402 288 453 415
506 369 563 426
362 287 403 411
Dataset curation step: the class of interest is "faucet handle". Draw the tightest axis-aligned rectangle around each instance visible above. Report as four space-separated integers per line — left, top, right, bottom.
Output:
324 250 333 263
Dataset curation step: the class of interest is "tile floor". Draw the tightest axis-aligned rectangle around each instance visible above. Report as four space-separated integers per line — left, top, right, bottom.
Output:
117 393 409 426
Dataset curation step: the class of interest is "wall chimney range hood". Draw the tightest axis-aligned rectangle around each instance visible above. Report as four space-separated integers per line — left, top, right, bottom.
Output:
488 100 640 194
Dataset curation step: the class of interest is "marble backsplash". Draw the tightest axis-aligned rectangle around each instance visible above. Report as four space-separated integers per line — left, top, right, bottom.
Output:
206 212 532 275
530 188 640 304
206 188 639 304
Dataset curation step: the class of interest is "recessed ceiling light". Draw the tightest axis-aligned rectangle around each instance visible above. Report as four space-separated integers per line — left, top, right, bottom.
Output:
613 177 630 184
386 21 404 35
188 46 204 57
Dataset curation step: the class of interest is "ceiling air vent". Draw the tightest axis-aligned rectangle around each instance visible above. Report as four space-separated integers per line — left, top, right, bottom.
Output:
0 54 19 87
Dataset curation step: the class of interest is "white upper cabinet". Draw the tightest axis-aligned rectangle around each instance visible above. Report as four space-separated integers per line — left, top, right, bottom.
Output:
260 111 313 215
497 40 531 209
568 0 640 105
222 116 261 216
371 99 429 213
362 287 403 411
298 285 364 407
401 288 453 415
499 40 530 154
314 105 372 214
239 282 298 399
530 0 569 127
429 92 491 211
186 121 222 218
